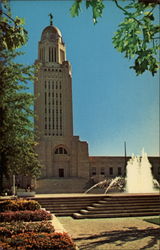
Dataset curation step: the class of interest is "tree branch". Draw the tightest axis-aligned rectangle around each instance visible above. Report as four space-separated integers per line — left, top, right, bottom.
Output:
114 0 142 25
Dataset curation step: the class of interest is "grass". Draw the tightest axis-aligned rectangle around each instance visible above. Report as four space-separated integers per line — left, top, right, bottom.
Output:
143 217 160 226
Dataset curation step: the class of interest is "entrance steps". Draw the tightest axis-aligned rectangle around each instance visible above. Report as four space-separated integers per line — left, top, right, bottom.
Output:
34 193 160 218
34 195 105 216
36 177 89 194
73 194 160 219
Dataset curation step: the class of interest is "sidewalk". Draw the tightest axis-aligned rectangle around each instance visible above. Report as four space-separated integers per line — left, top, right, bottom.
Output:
58 216 160 250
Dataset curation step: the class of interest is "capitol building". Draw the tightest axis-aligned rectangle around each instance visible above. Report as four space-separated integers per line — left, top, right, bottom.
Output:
34 20 160 193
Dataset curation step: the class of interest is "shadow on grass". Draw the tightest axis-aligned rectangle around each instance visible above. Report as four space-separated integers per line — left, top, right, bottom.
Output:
74 227 160 250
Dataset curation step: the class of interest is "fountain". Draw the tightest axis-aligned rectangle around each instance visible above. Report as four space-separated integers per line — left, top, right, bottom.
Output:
81 150 160 220
85 150 159 194
126 149 158 193
85 176 125 194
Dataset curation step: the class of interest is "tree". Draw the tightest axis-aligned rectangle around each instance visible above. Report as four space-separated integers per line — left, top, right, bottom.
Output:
0 1 41 194
70 0 160 76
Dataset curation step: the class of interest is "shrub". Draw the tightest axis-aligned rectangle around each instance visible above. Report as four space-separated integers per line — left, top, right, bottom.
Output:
0 200 17 212
0 221 54 236
0 241 12 250
0 199 41 212
9 232 76 249
17 200 41 211
0 209 52 222
0 227 11 237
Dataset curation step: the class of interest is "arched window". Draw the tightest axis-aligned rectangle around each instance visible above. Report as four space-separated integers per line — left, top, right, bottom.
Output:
55 147 67 155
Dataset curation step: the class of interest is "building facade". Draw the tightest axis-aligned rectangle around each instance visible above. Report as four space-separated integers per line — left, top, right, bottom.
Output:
34 21 160 189
34 23 89 180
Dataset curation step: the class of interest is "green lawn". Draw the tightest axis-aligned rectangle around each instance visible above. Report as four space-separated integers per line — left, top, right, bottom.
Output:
143 217 160 226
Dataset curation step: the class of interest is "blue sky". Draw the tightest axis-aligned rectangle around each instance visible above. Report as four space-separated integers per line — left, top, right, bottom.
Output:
10 0 159 156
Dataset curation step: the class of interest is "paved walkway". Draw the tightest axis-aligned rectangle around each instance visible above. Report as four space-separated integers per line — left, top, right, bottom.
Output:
58 216 160 250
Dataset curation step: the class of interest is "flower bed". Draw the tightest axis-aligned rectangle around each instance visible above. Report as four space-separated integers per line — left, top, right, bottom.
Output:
0 221 54 236
0 209 52 222
0 199 41 212
0 232 76 249
0 199 76 249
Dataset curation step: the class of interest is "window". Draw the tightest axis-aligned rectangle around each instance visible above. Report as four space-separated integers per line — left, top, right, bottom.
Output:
55 147 67 154
54 48 57 62
45 93 47 105
100 167 105 175
118 167 122 176
109 167 113 176
92 167 96 176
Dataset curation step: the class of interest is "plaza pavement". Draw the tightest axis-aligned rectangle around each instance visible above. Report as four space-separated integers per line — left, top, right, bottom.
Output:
58 216 160 250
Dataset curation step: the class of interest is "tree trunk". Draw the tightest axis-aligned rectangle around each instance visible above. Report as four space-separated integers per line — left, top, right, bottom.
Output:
0 153 4 195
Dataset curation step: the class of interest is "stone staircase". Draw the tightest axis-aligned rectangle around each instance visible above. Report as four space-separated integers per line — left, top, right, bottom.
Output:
36 178 90 194
73 194 160 219
34 193 160 218
34 195 105 216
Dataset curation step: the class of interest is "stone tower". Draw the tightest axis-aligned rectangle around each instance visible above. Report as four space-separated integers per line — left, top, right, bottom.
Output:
34 19 89 179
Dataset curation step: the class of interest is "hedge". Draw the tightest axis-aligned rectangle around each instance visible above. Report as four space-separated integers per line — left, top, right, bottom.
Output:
0 221 54 236
0 232 76 249
0 209 52 222
0 199 41 212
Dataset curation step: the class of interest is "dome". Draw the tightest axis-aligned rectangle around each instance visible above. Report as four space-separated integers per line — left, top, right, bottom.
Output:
41 25 62 41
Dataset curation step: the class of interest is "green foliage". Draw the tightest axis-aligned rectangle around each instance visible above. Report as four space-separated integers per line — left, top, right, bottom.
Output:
112 1 160 75
70 0 105 24
70 0 82 17
70 0 160 75
0 1 41 193
0 1 27 50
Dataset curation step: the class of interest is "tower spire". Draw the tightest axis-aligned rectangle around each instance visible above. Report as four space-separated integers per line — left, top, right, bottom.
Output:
48 13 53 26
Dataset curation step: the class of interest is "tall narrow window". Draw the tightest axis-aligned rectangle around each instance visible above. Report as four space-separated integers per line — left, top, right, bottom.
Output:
92 167 96 176
100 167 105 175
118 167 122 176
54 48 56 62
49 47 50 62
109 167 113 176
45 92 47 105
52 48 54 62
